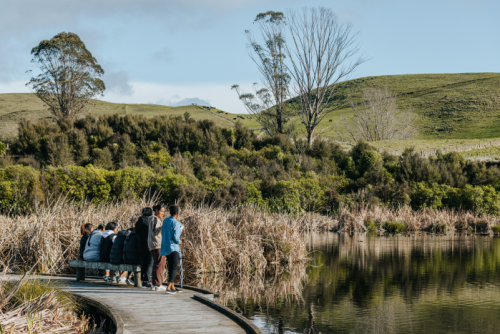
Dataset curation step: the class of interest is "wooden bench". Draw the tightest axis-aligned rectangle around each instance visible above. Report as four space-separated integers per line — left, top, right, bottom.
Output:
69 260 142 287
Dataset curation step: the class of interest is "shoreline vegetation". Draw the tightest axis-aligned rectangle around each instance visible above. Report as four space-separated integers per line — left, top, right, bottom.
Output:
1 198 499 278
0 272 107 334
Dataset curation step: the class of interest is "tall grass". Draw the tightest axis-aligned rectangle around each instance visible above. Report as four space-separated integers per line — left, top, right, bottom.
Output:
0 272 105 334
0 199 335 277
334 204 500 233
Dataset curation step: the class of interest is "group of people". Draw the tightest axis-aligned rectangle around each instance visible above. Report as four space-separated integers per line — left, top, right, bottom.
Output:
79 204 184 294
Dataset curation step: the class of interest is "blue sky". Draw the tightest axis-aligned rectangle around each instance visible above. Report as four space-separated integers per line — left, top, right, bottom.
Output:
0 0 498 113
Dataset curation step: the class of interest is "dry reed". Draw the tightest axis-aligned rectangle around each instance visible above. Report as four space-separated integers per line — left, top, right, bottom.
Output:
334 204 500 233
0 199 334 277
0 272 106 334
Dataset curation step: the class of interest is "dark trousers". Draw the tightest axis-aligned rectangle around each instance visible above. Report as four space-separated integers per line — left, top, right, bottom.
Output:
139 249 153 282
151 248 166 287
166 251 179 284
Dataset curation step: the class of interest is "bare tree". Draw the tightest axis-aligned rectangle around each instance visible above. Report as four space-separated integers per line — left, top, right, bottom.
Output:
285 7 365 146
339 87 417 141
232 11 294 137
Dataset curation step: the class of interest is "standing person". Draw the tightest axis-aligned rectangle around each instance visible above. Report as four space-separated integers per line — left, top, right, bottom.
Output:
161 205 184 294
148 204 166 291
135 207 154 288
80 223 93 260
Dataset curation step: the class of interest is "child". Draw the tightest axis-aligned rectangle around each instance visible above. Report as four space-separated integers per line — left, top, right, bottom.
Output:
79 223 93 260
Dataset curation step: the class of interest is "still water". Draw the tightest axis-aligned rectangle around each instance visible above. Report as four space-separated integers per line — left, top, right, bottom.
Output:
229 233 500 334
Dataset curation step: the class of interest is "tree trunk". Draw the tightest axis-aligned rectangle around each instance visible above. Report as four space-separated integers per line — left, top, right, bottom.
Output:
307 128 314 147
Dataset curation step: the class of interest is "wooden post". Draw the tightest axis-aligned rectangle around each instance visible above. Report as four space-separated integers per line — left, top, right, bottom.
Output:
134 271 142 288
76 268 85 281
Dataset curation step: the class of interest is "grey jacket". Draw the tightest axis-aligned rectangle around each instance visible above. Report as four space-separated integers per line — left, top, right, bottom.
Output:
147 216 163 251
83 230 103 262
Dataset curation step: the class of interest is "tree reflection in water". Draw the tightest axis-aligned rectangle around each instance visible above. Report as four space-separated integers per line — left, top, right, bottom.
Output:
204 232 500 334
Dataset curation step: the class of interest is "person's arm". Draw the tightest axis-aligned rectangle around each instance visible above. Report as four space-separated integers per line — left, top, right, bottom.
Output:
152 217 162 235
172 221 181 245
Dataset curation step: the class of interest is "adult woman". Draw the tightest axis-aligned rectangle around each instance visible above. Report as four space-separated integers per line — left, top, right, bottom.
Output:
148 204 166 291
135 207 154 288
160 205 184 294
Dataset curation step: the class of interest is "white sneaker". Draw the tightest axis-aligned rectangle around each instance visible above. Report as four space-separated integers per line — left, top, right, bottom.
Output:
153 285 166 291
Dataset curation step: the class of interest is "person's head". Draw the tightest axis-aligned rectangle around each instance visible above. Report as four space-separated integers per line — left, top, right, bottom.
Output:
97 224 105 232
105 222 117 233
169 205 179 218
81 223 93 235
153 204 166 218
142 207 153 217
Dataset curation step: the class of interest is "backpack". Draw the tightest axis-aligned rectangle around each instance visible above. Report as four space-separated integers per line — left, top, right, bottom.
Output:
110 230 128 265
100 234 115 263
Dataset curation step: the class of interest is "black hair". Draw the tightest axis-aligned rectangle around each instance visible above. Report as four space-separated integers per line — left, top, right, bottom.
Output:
97 224 105 230
169 205 179 216
84 223 93 231
153 204 165 213
142 207 153 216
105 222 117 231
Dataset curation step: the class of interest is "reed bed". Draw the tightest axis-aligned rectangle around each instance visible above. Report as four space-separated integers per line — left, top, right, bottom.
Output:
334 204 500 233
0 199 334 276
0 272 106 334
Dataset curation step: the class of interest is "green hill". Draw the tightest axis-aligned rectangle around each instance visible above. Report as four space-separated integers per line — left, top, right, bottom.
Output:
0 93 260 138
1 73 499 140
320 72 500 140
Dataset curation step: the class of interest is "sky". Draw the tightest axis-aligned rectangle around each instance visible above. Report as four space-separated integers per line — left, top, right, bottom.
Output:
0 0 498 113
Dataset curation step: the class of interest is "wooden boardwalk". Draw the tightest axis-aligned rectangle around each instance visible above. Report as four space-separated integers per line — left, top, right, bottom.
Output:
4 276 249 334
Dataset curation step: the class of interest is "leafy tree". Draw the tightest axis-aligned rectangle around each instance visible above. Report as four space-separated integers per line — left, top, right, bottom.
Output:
232 11 293 137
27 32 105 123
0 142 6 156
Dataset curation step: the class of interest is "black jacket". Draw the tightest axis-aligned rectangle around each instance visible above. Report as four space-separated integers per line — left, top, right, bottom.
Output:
79 233 90 260
100 234 115 263
123 232 141 264
110 230 128 265
135 215 151 253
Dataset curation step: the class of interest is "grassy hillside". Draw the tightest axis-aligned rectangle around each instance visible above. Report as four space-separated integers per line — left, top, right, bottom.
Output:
0 93 259 138
319 72 500 140
1 73 499 140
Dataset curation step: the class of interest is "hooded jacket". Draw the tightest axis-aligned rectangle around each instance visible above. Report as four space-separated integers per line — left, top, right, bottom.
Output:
100 231 116 263
135 215 151 253
123 232 141 264
83 230 103 262
110 230 128 265
147 216 163 251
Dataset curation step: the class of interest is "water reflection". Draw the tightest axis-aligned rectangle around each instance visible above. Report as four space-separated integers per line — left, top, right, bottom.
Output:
227 233 500 334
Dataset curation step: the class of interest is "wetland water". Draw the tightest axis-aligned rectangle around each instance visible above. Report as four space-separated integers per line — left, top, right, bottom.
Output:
229 233 500 334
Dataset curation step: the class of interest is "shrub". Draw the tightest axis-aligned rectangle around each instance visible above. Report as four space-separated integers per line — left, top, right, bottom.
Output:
383 221 406 233
47 165 111 203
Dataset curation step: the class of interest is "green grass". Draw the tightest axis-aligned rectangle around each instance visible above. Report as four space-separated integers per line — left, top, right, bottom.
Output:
0 93 258 137
1 72 500 141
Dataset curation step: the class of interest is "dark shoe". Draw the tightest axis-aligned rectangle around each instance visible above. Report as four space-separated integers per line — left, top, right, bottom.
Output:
165 289 177 294
142 281 152 288
175 288 183 293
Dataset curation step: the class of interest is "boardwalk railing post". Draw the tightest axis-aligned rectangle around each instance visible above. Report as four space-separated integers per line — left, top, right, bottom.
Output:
134 270 142 288
76 267 85 281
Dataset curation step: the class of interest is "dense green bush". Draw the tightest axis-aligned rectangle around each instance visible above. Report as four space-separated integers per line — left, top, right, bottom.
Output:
4 115 500 215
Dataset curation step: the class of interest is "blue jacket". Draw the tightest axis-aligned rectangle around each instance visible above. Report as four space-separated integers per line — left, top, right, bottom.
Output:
160 216 183 256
